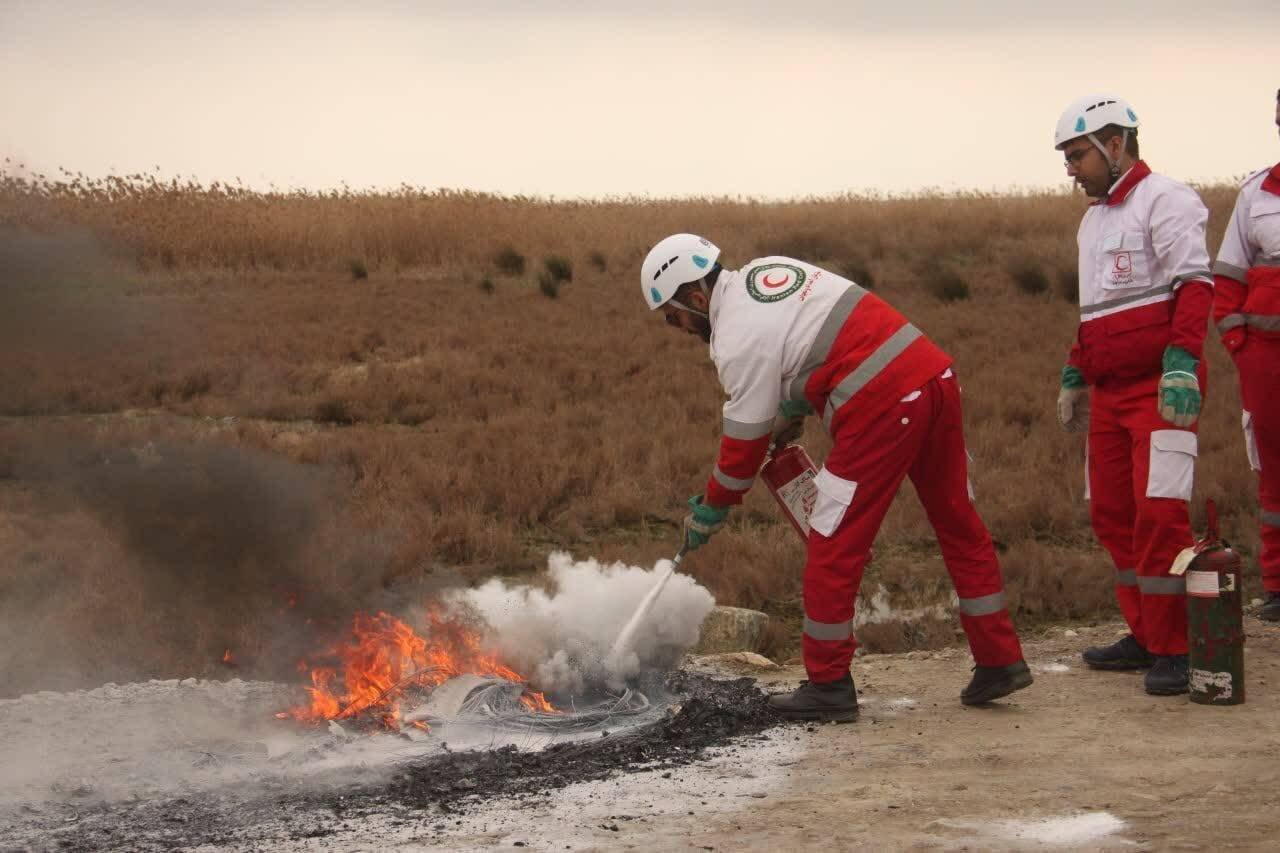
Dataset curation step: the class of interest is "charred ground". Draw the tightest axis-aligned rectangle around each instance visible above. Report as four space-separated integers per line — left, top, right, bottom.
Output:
3 674 776 852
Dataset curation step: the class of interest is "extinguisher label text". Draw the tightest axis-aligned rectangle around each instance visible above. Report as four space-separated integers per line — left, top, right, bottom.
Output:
776 471 818 535
1186 570 1221 597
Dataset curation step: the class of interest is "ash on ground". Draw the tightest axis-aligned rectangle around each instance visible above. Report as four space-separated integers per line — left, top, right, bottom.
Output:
0 672 776 851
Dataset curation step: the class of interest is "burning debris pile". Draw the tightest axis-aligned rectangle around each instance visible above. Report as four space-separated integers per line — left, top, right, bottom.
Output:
276 609 556 733
269 553 714 743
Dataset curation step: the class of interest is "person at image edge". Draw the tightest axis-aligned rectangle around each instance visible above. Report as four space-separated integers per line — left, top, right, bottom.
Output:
1212 88 1280 622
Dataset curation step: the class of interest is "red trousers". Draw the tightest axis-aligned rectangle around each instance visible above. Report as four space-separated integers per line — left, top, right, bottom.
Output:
1087 374 1197 655
1235 338 1280 593
801 372 1024 683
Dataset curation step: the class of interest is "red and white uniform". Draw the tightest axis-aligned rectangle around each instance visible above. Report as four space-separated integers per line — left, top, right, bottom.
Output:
1069 161 1213 656
704 257 1024 682
1213 162 1280 594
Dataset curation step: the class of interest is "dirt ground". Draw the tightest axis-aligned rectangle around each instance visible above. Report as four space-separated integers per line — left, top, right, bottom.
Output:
295 618 1280 852
5 618 1280 852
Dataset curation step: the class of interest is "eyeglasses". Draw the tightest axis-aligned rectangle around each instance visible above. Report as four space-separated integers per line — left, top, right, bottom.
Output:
1063 147 1093 167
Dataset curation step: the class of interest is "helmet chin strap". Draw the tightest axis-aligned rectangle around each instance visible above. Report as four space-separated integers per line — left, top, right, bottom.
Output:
669 271 718 319
1087 128 1129 180
669 298 708 319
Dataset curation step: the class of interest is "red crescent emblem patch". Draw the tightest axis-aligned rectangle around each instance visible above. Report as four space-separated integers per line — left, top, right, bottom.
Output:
762 271 790 288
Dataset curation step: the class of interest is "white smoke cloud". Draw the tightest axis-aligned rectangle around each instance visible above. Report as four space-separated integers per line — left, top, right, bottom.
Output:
453 552 716 695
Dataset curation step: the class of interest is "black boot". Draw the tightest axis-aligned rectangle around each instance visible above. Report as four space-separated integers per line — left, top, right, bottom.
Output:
767 673 858 722
1144 654 1190 695
961 660 1033 706
1081 634 1155 670
1259 592 1280 622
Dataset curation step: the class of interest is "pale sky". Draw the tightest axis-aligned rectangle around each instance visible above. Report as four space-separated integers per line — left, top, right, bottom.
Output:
2 0 1277 198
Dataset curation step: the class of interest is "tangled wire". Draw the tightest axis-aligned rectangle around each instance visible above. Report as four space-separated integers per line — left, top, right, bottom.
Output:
396 673 653 733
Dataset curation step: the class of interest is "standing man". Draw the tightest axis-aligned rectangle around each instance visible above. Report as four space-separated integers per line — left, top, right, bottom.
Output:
640 234 1030 723
1212 88 1280 621
1053 96 1213 695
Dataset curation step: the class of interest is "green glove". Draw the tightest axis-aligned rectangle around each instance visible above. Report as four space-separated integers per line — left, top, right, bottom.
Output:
1158 346 1200 427
772 400 813 448
1057 366 1089 433
778 399 815 418
684 495 730 552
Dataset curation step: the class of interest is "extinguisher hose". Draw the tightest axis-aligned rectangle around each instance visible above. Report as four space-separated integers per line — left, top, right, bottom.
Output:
607 545 688 666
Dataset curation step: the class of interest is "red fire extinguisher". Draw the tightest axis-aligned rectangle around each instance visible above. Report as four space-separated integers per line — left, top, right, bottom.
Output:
1177 500 1245 705
760 444 819 543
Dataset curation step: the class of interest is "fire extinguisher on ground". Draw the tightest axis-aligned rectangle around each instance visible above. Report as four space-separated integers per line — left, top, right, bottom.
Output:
1173 500 1245 705
760 444 819 544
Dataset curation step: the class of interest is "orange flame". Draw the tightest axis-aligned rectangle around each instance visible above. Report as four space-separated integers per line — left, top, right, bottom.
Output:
281 609 554 727
221 648 235 664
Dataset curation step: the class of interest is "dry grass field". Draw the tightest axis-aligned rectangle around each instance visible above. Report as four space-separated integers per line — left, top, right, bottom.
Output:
0 169 1256 694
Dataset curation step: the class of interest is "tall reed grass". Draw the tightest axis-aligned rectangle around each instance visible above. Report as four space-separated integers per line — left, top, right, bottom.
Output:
0 168 1254 685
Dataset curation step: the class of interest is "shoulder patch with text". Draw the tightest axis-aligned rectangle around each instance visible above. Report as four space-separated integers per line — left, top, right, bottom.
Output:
745 263 806 303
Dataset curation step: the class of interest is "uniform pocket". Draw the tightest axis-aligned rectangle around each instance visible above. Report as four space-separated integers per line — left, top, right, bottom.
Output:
1243 411 1262 472
1098 230 1150 292
1147 429 1197 500
810 468 857 538
1244 265 1280 317
1247 193 1280 260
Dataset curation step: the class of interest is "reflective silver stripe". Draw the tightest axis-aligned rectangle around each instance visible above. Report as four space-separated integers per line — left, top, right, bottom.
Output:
1245 314 1280 331
1212 259 1247 281
1080 283 1174 317
722 417 774 441
1261 509 1280 528
1218 313 1247 334
1137 575 1186 595
712 466 754 492
957 591 1007 617
803 615 853 641
788 284 868 401
1115 568 1138 587
822 324 923 430
1171 271 1212 288
1261 258 1280 268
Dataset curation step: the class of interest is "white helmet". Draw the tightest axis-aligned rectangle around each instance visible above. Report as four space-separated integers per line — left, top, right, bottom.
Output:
640 233 720 313
1054 95 1140 175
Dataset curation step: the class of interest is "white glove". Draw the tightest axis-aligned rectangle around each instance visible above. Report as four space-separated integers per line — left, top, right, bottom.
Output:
1057 387 1090 433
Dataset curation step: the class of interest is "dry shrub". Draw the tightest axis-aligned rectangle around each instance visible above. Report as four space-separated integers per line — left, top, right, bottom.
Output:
543 254 573 283
921 261 971 302
492 245 526 276
538 270 560 299
1010 260 1050 295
